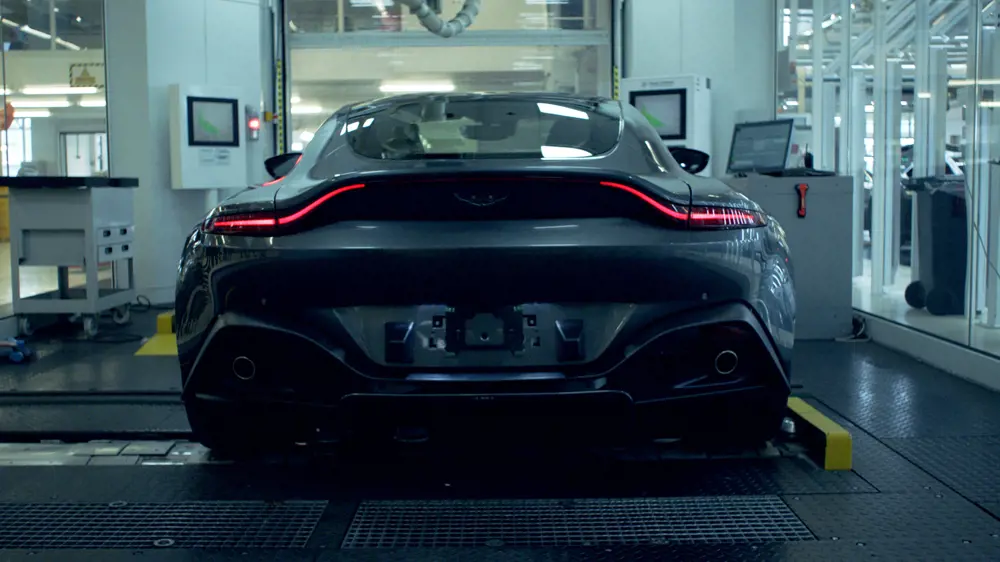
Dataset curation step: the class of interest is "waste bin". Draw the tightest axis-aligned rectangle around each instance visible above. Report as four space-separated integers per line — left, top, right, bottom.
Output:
903 176 968 316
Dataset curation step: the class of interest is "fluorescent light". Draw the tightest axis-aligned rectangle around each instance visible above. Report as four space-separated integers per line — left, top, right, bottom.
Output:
13 110 51 118
21 86 98 95
864 104 875 113
290 95 301 104
290 105 324 115
379 81 455 93
949 79 1000 86
917 92 933 99
981 101 1000 108
537 102 588 120
299 131 315 141
291 142 304 151
78 99 107 107
901 64 916 70
784 99 800 107
11 99 71 108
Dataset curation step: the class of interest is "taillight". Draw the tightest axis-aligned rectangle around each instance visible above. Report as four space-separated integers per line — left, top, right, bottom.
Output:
204 183 365 235
600 181 688 221
599 181 766 229
689 206 767 229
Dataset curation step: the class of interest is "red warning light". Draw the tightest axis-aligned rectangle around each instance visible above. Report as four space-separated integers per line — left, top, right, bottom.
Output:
248 117 261 130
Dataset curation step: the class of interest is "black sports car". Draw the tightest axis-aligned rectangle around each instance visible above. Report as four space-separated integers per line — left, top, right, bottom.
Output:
175 92 796 454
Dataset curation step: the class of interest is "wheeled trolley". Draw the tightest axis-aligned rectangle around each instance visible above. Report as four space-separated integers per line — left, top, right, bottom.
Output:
902 175 968 316
3 176 139 337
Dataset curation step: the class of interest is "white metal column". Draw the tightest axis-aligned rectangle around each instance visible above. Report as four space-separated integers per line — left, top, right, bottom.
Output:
871 0 903 293
966 0 989 322
911 0 948 280
981 15 1000 328
812 0 831 168
850 69 867 277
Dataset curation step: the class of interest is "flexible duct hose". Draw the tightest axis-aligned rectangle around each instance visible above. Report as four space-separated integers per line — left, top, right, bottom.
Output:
398 0 482 38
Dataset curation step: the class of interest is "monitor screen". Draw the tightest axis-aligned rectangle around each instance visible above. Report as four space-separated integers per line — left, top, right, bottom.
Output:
630 89 685 140
726 119 794 174
187 96 239 147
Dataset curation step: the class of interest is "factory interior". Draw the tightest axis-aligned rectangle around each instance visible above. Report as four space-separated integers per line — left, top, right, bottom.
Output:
0 0 999 560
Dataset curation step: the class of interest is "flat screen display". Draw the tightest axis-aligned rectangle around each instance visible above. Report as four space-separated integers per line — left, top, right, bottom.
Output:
187 96 239 147
726 119 795 174
630 89 685 140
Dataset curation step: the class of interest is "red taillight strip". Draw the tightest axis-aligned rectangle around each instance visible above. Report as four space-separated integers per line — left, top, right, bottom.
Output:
210 217 276 229
276 183 365 225
599 181 688 221
207 182 365 233
690 207 763 226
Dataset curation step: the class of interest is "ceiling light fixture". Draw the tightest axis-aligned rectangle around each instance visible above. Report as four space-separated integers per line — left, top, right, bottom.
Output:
290 105 324 115
12 109 52 118
21 86 98 95
10 99 71 108
379 81 456 93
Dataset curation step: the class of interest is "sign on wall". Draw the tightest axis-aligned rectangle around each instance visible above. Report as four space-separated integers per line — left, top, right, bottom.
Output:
69 63 106 90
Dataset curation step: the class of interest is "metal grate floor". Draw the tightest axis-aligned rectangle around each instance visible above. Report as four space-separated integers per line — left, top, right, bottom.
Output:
342 496 815 548
0 501 328 549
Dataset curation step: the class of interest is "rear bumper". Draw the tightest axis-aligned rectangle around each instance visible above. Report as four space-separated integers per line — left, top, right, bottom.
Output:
182 301 791 441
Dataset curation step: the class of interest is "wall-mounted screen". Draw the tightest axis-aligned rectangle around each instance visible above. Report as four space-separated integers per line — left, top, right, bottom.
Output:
187 96 239 147
630 89 686 140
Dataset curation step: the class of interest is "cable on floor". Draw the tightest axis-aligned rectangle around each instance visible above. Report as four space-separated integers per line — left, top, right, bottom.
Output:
836 315 872 343
133 294 174 313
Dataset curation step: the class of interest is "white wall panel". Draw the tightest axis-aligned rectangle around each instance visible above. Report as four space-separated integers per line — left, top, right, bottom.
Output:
625 0 776 175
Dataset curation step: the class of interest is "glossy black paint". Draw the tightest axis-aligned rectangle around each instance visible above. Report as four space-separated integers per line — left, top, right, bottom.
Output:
175 92 796 448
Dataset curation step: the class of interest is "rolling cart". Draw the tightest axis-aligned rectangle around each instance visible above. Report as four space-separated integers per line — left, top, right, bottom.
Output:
902 175 968 316
3 176 139 337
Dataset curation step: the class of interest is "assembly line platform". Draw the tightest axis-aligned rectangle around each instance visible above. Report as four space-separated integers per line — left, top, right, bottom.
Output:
1 310 1000 560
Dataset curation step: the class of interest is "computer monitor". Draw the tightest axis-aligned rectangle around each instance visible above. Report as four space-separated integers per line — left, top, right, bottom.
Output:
629 89 686 140
726 119 795 175
186 96 240 148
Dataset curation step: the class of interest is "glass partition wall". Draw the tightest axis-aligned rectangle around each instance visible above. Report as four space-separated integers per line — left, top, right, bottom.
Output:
0 0 109 315
777 0 1000 359
283 0 613 153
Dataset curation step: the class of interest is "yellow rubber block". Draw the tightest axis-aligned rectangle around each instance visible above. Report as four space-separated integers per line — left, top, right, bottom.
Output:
157 311 175 334
135 334 178 356
787 397 852 471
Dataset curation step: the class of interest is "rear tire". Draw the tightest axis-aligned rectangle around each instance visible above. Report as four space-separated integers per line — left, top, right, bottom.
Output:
184 400 297 458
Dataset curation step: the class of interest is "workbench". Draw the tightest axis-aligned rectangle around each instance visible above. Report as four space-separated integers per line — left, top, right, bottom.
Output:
2 176 138 337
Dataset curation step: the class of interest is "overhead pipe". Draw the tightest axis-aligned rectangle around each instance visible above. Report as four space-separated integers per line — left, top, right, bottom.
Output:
398 0 482 38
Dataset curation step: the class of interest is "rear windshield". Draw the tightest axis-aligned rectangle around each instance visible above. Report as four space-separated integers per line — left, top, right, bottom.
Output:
344 97 621 160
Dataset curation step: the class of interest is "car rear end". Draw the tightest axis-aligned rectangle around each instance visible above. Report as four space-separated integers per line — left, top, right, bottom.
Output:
176 94 794 449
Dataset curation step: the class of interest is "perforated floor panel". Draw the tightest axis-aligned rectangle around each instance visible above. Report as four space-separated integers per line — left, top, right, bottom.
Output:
341 496 815 549
0 501 328 549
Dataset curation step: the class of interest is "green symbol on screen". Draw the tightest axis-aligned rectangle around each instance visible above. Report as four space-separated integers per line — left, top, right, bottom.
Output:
196 112 220 136
640 108 665 128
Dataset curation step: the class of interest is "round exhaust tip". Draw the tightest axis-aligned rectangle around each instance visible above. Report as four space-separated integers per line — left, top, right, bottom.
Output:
714 350 739 376
232 356 256 381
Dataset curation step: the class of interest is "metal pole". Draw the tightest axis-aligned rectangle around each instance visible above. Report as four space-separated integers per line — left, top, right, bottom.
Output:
980 10 1000 327
965 0 986 325
910 0 931 284
49 0 57 50
872 0 902 293
812 0 828 167
838 0 851 175
851 69 867 277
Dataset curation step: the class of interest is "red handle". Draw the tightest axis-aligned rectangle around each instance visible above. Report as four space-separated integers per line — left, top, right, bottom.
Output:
796 183 809 218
